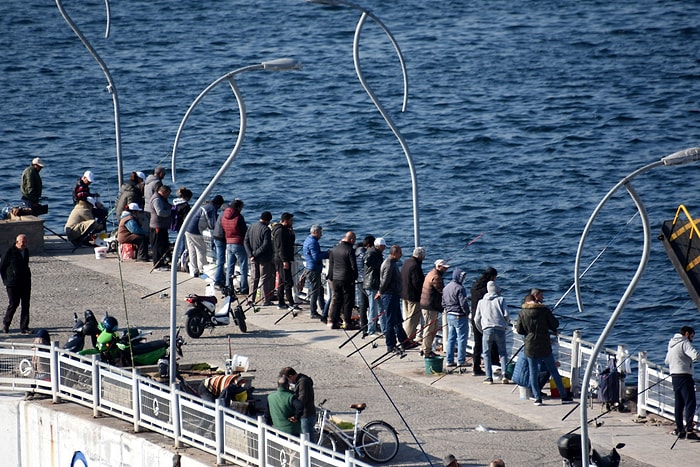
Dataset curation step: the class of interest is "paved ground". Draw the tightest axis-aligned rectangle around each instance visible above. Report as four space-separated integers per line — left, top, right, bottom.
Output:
2 236 694 466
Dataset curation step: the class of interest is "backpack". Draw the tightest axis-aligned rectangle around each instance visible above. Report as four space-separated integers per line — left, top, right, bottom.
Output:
597 356 620 409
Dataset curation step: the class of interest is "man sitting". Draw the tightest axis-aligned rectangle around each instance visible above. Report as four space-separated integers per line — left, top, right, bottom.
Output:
65 197 105 247
117 203 149 261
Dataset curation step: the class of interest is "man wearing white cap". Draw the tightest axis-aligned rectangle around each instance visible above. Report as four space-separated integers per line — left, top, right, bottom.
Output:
72 170 101 207
20 157 45 214
117 203 149 261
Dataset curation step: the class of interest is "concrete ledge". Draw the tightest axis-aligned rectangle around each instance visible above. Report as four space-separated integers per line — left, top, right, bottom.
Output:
0 215 44 253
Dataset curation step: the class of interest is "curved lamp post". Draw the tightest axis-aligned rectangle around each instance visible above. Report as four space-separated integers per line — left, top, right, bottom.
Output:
306 0 420 249
167 58 302 384
574 147 700 461
56 0 124 187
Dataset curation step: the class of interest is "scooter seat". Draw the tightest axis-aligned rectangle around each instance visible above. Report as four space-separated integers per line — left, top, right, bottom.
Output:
131 340 167 354
192 294 218 305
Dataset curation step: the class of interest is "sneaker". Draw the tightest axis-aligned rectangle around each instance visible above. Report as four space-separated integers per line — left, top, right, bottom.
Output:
446 362 458 368
21 328 33 335
320 316 328 324
561 392 574 404
472 369 485 376
483 378 493 384
403 340 420 350
262 301 274 307
533 399 543 406
309 313 322 319
501 378 513 384
671 430 686 439
2 326 8 333
288 304 302 311
686 432 699 441
277 305 287 310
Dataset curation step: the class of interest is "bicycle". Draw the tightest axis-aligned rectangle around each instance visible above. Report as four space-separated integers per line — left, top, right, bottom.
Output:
314 399 399 463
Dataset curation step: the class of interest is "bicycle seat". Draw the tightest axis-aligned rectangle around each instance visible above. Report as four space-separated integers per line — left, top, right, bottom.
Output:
350 403 367 412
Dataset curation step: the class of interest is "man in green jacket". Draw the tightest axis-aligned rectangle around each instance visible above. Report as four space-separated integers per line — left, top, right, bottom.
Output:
20 157 45 214
267 376 302 436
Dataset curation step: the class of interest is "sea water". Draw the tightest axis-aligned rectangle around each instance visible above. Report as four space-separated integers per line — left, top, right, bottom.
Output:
2 0 700 363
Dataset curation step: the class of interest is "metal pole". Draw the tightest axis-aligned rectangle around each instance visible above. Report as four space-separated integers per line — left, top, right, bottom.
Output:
168 59 302 384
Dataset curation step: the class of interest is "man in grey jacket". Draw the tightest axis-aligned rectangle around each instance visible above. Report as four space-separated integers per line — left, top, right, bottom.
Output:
474 281 509 384
665 326 700 439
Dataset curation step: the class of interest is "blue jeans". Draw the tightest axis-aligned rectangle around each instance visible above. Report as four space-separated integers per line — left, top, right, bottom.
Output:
213 238 226 286
382 293 407 351
482 327 507 379
306 269 324 316
301 416 315 442
446 314 469 364
225 243 248 291
364 288 381 334
527 353 567 400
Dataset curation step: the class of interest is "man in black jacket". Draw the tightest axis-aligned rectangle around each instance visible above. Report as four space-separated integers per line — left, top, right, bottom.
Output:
327 231 358 329
470 266 497 376
244 211 274 306
272 212 298 311
1 234 32 334
280 366 316 441
401 246 426 343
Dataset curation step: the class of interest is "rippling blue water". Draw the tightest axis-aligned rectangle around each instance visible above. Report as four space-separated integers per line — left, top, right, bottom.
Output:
3 0 700 363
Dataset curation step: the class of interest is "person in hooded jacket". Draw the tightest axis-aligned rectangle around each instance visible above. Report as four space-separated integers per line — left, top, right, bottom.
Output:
115 171 145 217
143 166 165 222
222 199 248 293
665 326 700 439
474 281 509 384
470 266 498 376
516 290 573 405
442 268 470 367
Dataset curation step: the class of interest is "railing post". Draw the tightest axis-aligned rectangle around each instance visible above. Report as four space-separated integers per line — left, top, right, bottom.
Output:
637 351 648 417
50 341 59 403
299 433 308 467
172 383 181 448
92 355 99 417
570 330 581 395
257 415 266 466
616 345 627 404
215 398 223 465
133 368 141 432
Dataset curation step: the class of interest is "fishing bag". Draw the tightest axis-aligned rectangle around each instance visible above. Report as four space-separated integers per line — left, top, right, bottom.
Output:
597 356 620 409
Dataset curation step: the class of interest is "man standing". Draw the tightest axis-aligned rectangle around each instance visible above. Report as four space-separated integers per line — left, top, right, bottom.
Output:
185 194 224 277
442 268 470 368
327 231 358 329
470 266 498 376
143 166 166 221
363 237 385 335
302 225 329 319
516 289 573 404
401 247 426 344
149 184 172 269
474 281 509 384
279 367 315 440
221 199 248 293
272 213 299 311
267 376 302 436
1 234 32 334
420 259 449 358
665 326 700 439
244 211 274 306
376 244 409 352
20 157 44 214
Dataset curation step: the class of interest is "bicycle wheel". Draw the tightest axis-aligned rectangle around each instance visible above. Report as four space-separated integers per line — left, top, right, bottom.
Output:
316 429 339 452
360 420 399 463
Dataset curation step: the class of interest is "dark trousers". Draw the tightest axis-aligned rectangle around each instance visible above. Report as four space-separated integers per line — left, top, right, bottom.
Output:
356 282 368 330
275 261 294 307
471 318 483 368
672 374 697 433
382 293 408 350
4 285 30 331
330 279 354 326
150 227 170 266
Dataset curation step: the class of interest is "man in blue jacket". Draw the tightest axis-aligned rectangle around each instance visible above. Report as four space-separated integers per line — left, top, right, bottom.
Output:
302 225 328 319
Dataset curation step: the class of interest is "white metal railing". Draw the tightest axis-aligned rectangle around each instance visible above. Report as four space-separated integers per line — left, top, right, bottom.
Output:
0 329 689 465
0 342 372 467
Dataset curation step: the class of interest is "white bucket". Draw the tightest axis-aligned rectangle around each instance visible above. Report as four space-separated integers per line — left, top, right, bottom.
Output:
94 246 108 259
226 354 250 373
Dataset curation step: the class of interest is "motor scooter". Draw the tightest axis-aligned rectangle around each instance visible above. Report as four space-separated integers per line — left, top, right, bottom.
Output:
184 285 247 338
63 309 100 353
557 433 623 467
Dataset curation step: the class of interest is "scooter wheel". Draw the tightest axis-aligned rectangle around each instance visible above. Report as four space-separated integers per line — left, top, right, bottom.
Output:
185 311 206 338
234 306 247 333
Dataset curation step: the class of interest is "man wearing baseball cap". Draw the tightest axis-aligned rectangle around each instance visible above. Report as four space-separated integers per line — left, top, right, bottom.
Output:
20 157 46 215
117 202 149 261
419 259 450 358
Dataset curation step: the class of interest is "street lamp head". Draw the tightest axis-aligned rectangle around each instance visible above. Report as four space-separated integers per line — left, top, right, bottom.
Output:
661 147 700 166
261 58 303 71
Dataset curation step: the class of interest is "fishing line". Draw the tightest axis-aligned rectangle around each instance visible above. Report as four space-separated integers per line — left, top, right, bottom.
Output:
346 330 434 467
115 243 135 372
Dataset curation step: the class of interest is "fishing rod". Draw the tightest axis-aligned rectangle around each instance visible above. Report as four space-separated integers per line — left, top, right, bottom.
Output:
430 356 472 385
345 331 434 466
565 402 619 435
446 231 485 263
370 316 441 369
338 311 386 348
140 275 197 299
44 225 69 243
274 274 326 324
